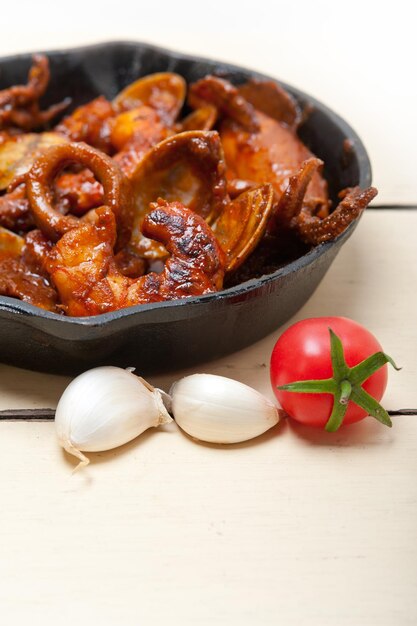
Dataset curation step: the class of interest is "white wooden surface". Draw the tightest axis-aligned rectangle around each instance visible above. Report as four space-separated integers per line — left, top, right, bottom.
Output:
1 6 417 624
0 210 416 626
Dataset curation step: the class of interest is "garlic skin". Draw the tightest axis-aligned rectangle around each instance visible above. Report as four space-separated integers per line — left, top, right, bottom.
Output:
55 366 172 469
171 374 280 444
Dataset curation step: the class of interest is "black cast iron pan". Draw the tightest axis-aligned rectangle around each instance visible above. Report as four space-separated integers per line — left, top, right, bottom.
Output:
0 41 372 375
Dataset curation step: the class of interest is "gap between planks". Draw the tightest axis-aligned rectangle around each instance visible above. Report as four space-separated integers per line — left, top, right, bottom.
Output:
0 408 416 421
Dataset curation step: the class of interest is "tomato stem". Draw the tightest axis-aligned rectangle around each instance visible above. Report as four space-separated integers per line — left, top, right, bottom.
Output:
329 329 349 380
339 380 352 405
325 385 348 432
277 328 399 431
275 378 336 394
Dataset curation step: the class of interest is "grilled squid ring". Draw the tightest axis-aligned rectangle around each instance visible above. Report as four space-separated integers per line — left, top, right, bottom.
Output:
25 142 134 248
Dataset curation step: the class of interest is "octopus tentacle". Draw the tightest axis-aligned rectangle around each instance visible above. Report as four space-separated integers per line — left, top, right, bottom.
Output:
268 158 324 235
142 199 225 293
0 55 49 110
295 186 378 245
0 55 69 131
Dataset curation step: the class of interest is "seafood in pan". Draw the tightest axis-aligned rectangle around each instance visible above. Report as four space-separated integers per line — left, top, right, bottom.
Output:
0 56 377 316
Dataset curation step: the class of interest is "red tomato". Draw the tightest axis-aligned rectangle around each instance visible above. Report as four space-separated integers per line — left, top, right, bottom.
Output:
270 317 388 428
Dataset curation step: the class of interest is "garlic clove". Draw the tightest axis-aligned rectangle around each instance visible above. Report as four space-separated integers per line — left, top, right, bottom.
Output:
55 366 172 469
170 374 280 444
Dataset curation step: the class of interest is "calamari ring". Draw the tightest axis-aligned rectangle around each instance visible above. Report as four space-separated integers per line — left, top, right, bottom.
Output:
25 142 134 248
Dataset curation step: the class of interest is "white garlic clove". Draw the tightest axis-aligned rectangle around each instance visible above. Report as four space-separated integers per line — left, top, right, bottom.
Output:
55 366 172 470
170 374 280 444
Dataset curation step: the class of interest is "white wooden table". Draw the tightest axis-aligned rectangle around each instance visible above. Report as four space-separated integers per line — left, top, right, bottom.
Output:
1 3 416 624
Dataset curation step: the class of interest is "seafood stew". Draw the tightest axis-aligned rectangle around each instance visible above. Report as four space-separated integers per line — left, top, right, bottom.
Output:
0 54 376 317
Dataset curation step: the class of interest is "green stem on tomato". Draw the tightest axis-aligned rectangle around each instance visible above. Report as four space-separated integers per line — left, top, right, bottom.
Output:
277 328 398 432
325 385 348 432
339 380 352 405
